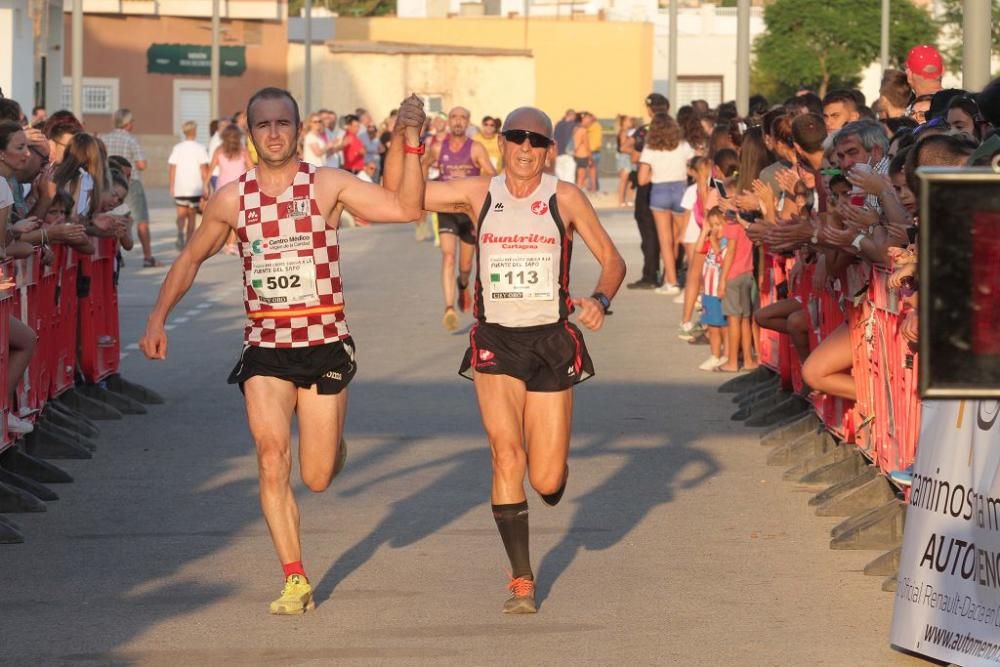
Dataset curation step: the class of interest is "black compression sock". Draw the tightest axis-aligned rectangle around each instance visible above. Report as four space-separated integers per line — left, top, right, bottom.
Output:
540 467 569 507
492 501 532 580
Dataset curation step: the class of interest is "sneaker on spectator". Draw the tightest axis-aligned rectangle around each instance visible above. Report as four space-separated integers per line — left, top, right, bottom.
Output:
626 279 657 290
698 355 725 371
654 284 680 296
672 292 686 304
7 414 33 435
889 466 913 488
677 321 705 341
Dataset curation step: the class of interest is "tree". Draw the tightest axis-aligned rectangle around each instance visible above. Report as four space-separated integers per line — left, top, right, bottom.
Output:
938 0 1000 73
752 0 939 100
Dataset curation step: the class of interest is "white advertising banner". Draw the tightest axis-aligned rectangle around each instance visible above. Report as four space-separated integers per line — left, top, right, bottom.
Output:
891 401 1000 665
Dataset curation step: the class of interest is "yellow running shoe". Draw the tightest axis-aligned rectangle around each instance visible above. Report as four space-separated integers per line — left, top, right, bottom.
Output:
269 574 315 615
442 307 459 332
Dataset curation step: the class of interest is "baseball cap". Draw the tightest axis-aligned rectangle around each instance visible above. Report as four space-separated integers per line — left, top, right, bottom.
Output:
907 45 943 78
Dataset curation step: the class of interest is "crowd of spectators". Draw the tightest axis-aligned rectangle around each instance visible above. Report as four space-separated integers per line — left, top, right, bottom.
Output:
0 94 134 436
620 42 996 433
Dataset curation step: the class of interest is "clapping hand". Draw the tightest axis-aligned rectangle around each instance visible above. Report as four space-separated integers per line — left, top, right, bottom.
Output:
846 166 889 195
775 167 800 195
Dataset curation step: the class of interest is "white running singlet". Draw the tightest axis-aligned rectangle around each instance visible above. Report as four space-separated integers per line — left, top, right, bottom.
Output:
473 173 572 327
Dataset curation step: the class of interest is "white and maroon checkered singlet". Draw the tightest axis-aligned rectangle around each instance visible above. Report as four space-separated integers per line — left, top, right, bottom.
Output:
237 162 349 348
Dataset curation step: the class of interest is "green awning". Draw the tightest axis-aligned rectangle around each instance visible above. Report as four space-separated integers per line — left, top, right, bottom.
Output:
147 44 246 77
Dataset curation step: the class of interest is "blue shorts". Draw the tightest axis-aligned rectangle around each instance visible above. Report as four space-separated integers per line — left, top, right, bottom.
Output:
650 181 687 213
616 152 632 172
700 295 726 327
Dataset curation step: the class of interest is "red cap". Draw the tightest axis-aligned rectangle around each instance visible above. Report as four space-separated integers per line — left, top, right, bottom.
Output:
907 44 943 78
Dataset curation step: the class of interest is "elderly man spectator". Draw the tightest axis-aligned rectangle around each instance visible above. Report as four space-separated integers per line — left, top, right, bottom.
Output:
906 44 944 98
101 108 158 266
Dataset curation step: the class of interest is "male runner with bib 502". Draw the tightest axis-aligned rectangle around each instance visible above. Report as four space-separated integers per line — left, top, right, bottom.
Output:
422 106 497 331
140 88 427 615
388 106 626 613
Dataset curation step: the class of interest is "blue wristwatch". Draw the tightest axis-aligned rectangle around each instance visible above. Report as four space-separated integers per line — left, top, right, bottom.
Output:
591 292 611 314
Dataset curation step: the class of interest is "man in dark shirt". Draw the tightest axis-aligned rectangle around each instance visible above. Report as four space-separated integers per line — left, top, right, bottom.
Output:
553 109 576 156
628 93 669 289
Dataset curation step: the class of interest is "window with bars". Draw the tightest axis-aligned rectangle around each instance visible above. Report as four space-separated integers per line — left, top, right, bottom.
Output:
60 78 119 114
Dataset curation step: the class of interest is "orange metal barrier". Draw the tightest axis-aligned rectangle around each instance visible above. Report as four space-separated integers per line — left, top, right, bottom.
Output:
756 252 921 478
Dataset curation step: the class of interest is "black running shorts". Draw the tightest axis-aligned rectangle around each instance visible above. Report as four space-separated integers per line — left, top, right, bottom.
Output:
437 212 477 245
228 337 357 395
459 321 594 392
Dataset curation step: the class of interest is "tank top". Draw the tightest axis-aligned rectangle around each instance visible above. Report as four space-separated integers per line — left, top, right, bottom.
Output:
438 138 480 181
237 162 349 348
217 151 247 188
473 173 572 327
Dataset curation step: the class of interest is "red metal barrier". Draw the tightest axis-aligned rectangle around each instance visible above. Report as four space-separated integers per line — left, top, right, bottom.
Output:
78 237 120 384
0 258 13 451
11 250 41 416
51 245 78 397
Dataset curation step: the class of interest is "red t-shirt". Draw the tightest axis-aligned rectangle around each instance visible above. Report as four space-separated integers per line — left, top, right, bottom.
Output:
722 221 753 278
342 131 365 172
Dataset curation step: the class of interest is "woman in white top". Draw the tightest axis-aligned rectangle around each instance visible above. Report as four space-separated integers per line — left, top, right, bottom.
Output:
301 114 330 168
638 113 694 294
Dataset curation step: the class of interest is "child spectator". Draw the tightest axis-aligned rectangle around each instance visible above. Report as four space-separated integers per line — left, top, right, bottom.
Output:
699 207 729 370
717 208 758 372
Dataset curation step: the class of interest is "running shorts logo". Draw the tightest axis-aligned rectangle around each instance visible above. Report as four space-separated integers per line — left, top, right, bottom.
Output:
567 365 576 376
322 370 343 380
479 349 495 362
530 200 549 216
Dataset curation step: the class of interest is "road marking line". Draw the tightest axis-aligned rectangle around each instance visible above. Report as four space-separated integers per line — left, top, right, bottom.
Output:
172 317 189 324
165 324 176 331
126 343 139 350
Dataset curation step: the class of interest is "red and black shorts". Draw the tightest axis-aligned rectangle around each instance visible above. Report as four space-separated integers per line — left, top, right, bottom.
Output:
437 212 477 245
227 337 357 395
459 321 594 392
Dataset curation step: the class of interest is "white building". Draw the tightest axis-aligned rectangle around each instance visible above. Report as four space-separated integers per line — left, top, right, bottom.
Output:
0 0 63 113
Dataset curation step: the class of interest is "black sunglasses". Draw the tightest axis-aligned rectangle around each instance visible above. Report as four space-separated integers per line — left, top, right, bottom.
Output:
502 129 552 148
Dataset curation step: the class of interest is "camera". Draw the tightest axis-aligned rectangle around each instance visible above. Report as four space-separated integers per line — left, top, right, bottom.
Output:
918 167 1000 399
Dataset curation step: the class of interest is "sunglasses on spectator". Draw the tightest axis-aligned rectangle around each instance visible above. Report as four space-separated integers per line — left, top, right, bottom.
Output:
502 130 552 148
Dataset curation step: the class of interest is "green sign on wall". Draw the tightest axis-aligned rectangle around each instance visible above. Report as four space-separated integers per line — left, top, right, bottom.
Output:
147 44 247 77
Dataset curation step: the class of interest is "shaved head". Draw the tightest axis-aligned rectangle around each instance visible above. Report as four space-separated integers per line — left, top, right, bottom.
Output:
503 107 553 138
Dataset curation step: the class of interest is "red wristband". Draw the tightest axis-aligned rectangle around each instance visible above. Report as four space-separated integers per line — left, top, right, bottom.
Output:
403 143 425 155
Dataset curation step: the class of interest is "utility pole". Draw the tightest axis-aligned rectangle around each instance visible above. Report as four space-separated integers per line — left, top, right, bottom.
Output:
304 0 313 116
735 0 750 117
880 0 890 72
210 0 220 121
668 0 678 107
962 0 991 91
71 0 83 119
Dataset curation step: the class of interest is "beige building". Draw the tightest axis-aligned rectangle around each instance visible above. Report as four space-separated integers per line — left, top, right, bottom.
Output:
288 41 534 122
328 16 654 122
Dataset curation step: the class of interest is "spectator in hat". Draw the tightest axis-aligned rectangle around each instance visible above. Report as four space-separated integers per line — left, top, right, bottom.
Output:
906 45 944 98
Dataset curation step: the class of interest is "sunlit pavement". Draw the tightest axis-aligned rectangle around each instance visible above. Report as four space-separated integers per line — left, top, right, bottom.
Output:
0 192 926 665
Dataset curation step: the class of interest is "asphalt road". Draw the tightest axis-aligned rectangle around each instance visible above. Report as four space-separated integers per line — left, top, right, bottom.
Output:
0 195 929 666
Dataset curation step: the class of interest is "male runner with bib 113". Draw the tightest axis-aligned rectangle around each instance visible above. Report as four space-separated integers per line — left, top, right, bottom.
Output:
140 88 427 615
422 106 497 332
387 106 626 613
